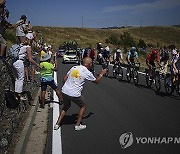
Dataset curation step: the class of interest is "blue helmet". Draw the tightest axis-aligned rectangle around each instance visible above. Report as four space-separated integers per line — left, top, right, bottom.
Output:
130 47 136 53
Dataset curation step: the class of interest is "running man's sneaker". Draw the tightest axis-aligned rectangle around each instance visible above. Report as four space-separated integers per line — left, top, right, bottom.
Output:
75 124 86 131
54 124 60 130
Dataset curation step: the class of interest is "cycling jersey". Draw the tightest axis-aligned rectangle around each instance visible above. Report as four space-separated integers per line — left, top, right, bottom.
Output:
171 54 180 72
127 51 138 64
102 50 110 59
113 52 122 61
146 53 160 65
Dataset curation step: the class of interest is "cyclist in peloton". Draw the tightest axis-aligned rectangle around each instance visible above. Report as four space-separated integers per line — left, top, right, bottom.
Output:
146 49 161 69
102 46 110 62
171 49 180 85
112 48 124 72
146 49 161 79
127 47 139 65
126 47 139 76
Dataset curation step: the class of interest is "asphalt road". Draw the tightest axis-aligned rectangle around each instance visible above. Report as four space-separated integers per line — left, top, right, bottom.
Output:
56 58 180 154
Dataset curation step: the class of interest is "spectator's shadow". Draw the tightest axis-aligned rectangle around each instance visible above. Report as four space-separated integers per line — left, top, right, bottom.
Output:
61 112 94 126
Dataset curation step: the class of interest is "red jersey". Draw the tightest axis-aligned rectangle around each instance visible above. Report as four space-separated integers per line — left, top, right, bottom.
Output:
146 53 160 64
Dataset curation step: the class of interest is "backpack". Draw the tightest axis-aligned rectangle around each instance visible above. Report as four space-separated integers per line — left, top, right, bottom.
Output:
8 44 22 61
161 51 169 61
5 90 19 109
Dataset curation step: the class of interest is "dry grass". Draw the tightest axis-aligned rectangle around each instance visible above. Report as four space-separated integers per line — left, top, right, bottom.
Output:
30 26 180 50
6 26 180 68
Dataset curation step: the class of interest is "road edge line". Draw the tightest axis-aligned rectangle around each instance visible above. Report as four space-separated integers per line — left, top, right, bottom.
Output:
14 88 41 154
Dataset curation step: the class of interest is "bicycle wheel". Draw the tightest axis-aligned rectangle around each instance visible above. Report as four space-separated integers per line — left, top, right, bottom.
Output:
176 83 180 96
133 69 139 85
126 68 131 82
164 74 173 94
104 67 109 77
116 67 123 81
113 67 117 78
155 73 161 92
146 72 153 88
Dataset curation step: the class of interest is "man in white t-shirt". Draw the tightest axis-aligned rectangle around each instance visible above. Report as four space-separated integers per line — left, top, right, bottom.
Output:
16 15 27 44
54 57 107 131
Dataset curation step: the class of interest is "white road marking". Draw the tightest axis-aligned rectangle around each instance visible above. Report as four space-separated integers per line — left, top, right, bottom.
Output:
52 71 62 154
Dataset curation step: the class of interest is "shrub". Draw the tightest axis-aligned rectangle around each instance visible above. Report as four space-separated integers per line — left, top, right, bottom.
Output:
137 39 147 48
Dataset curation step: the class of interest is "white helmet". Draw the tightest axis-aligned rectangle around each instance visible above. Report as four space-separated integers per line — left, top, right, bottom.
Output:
117 49 121 52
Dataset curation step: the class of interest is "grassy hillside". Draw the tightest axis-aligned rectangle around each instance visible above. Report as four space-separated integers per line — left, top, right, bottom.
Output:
5 26 180 67
6 26 180 50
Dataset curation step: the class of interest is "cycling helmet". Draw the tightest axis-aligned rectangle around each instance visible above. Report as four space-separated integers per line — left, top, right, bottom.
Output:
131 47 136 50
152 49 158 55
130 47 136 53
117 49 121 52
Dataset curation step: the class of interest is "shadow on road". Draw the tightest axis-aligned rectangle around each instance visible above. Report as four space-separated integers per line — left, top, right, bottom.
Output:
61 112 94 126
155 91 180 100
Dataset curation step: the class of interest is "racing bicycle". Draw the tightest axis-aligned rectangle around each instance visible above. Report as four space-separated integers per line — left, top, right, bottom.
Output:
164 73 180 96
113 61 123 81
102 58 109 77
145 66 161 92
126 62 140 85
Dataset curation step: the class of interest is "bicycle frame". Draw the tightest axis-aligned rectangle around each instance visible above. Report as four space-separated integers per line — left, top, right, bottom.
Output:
146 67 161 91
126 63 140 84
113 61 123 81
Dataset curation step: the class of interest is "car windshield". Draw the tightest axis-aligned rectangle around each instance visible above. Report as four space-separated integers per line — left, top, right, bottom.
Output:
65 52 76 55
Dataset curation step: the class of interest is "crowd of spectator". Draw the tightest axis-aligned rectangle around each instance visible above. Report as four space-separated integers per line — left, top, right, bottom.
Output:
0 0 56 101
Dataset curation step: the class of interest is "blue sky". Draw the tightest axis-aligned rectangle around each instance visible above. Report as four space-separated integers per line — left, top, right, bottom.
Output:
6 0 180 28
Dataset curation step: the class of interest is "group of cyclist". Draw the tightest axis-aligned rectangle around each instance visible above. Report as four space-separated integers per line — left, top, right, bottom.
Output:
94 42 180 93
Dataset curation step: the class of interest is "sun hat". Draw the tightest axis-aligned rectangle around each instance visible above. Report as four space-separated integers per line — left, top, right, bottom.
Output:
40 53 51 61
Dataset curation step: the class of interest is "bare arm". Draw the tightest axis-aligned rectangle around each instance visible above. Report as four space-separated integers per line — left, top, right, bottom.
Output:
93 69 107 84
26 47 42 68
63 74 69 83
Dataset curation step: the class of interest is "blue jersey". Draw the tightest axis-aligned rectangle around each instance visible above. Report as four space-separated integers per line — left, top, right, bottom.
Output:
127 51 138 60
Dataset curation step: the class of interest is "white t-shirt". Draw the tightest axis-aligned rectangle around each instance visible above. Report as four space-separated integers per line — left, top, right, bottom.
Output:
18 44 31 60
16 20 26 36
26 32 34 40
62 65 96 97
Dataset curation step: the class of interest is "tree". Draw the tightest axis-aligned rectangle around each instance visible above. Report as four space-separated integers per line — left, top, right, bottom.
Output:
137 39 146 48
105 35 119 45
119 32 136 47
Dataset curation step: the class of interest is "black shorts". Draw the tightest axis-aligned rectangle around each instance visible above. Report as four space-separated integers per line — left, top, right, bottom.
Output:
24 59 30 67
41 80 57 91
62 93 86 111
149 61 156 67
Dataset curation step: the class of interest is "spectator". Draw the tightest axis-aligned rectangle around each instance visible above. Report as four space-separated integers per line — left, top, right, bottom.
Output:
30 30 41 82
16 15 27 44
13 40 42 100
25 23 40 83
0 4 21 60
54 57 107 131
40 53 62 108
